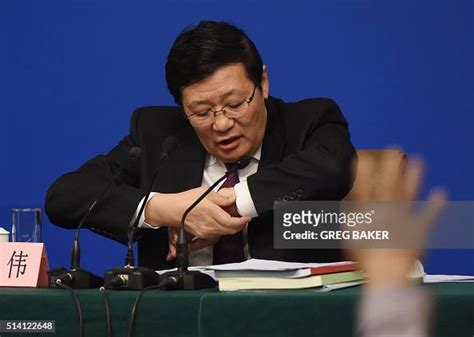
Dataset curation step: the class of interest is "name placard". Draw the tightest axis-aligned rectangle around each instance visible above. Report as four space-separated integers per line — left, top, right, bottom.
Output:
0 243 48 287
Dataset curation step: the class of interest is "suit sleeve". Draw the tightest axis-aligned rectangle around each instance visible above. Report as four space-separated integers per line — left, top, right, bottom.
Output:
247 98 356 215
44 108 147 244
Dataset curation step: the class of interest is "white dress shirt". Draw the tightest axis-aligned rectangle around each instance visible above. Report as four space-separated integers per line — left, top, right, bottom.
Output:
133 146 261 266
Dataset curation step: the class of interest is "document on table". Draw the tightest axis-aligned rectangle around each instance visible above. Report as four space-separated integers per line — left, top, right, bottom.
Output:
155 259 474 290
423 274 474 283
195 258 355 271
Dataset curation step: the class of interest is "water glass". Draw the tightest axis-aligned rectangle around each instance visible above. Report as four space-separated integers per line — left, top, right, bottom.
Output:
11 208 42 242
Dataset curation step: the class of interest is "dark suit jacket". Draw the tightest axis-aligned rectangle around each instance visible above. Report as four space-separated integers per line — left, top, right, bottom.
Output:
45 96 356 270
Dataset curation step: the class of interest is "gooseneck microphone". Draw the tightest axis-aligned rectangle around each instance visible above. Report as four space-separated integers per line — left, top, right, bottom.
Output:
73 146 142 270
48 147 142 289
126 136 178 267
159 155 251 290
104 136 178 290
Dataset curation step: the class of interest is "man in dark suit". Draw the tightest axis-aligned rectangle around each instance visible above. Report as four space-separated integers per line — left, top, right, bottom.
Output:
45 21 355 270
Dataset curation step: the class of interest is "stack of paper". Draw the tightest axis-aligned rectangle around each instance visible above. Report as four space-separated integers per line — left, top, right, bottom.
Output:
156 259 473 291
198 259 363 292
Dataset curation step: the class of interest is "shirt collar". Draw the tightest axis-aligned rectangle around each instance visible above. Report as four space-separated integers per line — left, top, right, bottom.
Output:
206 145 262 167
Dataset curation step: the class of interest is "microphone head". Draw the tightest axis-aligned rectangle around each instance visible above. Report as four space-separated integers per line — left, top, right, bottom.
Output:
161 136 179 157
231 155 252 171
128 147 142 161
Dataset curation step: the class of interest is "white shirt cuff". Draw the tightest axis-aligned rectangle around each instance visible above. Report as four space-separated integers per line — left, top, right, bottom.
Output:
133 192 160 229
234 181 258 218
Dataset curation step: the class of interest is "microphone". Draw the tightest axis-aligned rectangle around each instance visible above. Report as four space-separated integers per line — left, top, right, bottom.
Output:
73 146 142 269
159 136 179 160
104 136 178 290
227 156 252 171
127 136 178 247
159 155 251 290
48 147 142 289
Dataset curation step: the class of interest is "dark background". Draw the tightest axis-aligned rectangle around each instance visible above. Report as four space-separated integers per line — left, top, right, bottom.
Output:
1 0 472 275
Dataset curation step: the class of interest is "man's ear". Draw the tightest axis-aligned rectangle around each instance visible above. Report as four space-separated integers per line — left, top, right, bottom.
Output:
261 65 269 99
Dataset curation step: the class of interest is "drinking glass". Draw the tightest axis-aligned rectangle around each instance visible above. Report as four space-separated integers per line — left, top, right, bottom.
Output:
11 208 42 242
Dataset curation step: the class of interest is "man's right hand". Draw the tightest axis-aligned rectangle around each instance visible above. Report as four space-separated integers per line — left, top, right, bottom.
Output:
144 187 251 239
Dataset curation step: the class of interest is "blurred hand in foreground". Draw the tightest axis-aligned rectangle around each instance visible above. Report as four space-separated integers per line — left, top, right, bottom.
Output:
344 152 446 288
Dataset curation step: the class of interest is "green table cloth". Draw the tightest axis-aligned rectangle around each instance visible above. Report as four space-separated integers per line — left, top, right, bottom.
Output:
0 283 472 337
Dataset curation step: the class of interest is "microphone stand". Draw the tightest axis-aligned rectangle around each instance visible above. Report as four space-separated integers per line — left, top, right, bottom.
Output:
157 176 227 290
48 147 142 289
159 156 250 290
104 137 178 290
102 166 163 290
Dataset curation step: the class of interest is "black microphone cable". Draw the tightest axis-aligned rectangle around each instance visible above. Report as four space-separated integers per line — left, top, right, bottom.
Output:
127 285 161 337
100 287 113 337
55 279 84 337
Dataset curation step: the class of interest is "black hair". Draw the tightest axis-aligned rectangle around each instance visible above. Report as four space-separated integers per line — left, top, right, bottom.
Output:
165 21 264 105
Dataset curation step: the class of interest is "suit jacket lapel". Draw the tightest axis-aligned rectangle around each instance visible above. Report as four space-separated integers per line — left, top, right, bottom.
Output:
259 97 287 168
156 125 207 193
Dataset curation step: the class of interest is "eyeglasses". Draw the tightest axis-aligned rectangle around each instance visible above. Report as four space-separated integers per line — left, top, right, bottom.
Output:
186 84 257 127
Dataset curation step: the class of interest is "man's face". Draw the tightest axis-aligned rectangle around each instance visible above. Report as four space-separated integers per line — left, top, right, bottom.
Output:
181 63 269 163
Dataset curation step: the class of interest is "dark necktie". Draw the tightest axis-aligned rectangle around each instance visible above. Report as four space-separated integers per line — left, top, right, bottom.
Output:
212 164 245 265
